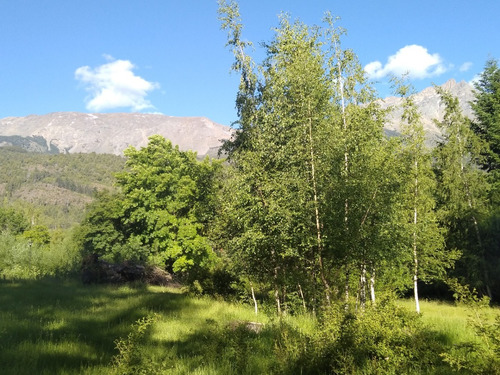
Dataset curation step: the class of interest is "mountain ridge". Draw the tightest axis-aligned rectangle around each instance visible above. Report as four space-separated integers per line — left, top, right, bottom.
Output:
0 113 233 157
378 78 475 142
0 79 475 155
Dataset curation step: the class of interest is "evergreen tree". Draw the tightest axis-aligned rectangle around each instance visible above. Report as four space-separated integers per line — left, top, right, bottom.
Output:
471 58 500 176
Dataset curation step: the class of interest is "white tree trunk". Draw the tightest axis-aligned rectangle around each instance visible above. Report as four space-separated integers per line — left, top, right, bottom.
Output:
370 266 376 304
250 283 258 316
360 263 367 309
298 283 307 312
412 157 421 314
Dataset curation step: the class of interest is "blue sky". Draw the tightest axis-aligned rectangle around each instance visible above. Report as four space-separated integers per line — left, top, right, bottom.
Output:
1 0 498 127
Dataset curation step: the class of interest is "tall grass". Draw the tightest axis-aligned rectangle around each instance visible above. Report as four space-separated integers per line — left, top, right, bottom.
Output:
0 278 269 374
1 279 498 374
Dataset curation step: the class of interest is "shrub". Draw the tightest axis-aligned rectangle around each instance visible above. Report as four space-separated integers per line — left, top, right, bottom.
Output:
274 299 445 374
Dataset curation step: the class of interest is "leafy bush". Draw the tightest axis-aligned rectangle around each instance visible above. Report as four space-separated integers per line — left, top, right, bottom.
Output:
441 280 500 374
274 299 445 374
111 314 166 375
0 230 80 279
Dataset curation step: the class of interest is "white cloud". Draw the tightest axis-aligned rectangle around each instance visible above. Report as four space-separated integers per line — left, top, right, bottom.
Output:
459 62 473 72
75 57 159 112
364 44 447 80
469 74 480 86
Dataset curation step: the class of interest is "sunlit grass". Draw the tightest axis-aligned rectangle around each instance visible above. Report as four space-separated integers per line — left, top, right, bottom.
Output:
398 298 500 346
1 279 498 374
0 278 270 374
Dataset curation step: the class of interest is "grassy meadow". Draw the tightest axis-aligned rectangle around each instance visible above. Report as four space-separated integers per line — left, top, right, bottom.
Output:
0 278 498 374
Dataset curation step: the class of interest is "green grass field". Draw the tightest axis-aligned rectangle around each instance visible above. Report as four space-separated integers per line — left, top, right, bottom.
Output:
0 278 498 374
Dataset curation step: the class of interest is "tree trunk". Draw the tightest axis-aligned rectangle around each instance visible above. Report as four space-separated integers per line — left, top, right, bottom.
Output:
360 262 367 309
250 282 258 316
370 266 376 304
298 283 307 312
307 107 331 305
273 266 281 315
413 199 420 314
344 266 350 309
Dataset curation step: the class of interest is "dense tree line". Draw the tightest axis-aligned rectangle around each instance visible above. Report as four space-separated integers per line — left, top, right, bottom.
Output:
71 3 500 312
211 0 500 310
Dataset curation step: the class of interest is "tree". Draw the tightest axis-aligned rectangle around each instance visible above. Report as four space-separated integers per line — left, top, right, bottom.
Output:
217 2 401 312
318 14 395 309
471 58 500 176
470 58 500 300
434 87 492 299
79 136 220 279
0 206 29 235
76 190 130 262
22 225 51 245
217 5 337 311
114 135 219 275
393 81 452 313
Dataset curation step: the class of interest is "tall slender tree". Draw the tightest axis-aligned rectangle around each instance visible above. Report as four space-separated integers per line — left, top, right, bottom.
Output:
394 81 449 313
217 3 339 310
434 87 492 299
321 14 392 308
470 59 500 301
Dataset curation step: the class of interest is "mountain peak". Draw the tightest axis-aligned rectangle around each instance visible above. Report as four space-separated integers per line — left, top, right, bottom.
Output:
378 79 474 142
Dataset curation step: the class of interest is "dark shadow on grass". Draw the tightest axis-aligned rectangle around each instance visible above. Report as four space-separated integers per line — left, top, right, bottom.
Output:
0 277 191 375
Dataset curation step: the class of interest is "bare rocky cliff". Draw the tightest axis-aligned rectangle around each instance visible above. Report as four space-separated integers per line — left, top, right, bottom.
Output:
0 79 474 155
379 79 475 142
0 113 233 157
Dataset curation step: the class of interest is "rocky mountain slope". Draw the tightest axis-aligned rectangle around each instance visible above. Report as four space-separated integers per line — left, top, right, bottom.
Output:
0 79 474 156
0 113 233 157
379 79 475 142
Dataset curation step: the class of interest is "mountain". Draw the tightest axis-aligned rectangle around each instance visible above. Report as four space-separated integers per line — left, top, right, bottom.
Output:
0 113 233 157
379 79 475 142
0 79 474 156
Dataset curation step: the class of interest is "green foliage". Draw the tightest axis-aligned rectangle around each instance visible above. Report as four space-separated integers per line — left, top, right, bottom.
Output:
75 190 130 262
0 205 80 279
22 225 51 245
433 87 493 298
274 299 445 374
0 148 125 228
0 205 29 234
216 3 395 311
469 58 500 301
111 314 164 375
471 58 500 174
0 229 80 279
441 280 500 374
116 135 220 275
388 79 457 312
78 136 220 280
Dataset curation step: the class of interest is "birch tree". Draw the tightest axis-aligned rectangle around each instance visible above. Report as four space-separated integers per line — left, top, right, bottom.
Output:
394 82 450 313
321 15 391 308
434 87 492 299
217 2 337 311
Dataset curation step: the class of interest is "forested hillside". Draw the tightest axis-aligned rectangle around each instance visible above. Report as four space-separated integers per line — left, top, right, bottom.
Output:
0 148 125 228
